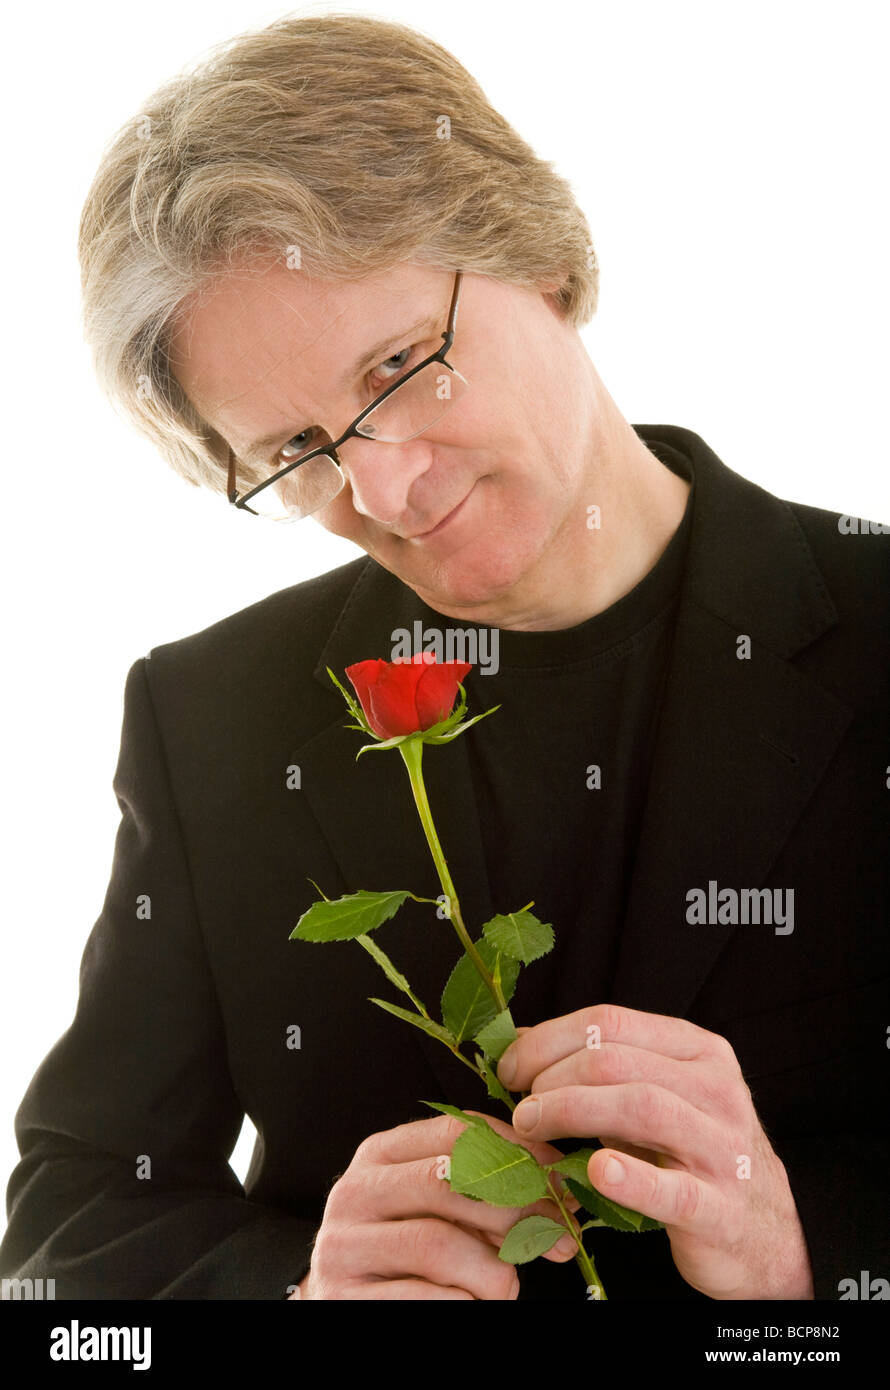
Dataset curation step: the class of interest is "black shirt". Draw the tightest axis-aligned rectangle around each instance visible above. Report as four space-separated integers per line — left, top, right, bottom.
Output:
413 435 702 1298
464 437 693 1025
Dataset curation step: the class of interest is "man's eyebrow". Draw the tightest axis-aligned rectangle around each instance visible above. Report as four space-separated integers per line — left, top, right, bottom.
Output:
240 311 442 466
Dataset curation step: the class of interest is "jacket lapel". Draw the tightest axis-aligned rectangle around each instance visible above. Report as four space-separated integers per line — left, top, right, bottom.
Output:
609 425 853 1016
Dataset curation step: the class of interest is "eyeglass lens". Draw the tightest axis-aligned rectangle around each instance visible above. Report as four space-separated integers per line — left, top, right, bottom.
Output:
244 360 468 521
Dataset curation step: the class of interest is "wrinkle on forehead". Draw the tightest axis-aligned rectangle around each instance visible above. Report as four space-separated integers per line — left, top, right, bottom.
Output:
170 268 385 420
169 262 435 453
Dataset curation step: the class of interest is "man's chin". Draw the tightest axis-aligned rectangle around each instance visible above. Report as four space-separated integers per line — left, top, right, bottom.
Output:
401 552 523 618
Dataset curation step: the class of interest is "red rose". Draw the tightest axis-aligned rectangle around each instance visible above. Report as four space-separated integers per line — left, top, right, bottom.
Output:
345 653 472 740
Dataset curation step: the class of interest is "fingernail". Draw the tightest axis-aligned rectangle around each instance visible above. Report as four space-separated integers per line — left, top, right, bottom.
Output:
602 1155 624 1184
513 1097 541 1130
498 1048 517 1088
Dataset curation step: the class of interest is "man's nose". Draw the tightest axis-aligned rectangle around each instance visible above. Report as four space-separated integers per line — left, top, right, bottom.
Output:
335 434 434 528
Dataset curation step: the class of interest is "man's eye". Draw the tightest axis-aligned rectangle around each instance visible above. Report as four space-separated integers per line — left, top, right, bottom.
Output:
278 428 319 465
275 344 419 466
373 346 413 382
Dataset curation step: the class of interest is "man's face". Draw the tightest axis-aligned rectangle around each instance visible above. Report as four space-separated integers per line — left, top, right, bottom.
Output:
169 259 598 615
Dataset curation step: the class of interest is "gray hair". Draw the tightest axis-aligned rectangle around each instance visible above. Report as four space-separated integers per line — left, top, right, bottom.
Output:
78 11 599 496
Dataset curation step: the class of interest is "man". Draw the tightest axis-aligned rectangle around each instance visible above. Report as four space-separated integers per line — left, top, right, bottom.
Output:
1 13 887 1302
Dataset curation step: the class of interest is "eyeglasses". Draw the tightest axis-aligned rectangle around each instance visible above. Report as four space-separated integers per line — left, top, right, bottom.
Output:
226 270 467 521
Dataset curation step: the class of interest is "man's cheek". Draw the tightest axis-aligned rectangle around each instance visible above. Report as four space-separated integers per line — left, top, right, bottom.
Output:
314 492 357 536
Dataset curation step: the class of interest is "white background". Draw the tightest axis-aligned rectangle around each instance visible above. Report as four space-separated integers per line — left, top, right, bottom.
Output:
1 0 887 1238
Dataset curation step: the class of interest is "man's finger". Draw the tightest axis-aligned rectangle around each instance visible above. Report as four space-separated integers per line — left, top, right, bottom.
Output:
510 1083 725 1171
498 1004 728 1092
510 1040 744 1123
586 1148 721 1237
359 1112 492 1165
361 1153 580 1250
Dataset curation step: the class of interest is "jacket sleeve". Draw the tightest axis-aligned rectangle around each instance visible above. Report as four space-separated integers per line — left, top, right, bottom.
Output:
762 975 890 1301
773 1133 890 1300
0 657 316 1299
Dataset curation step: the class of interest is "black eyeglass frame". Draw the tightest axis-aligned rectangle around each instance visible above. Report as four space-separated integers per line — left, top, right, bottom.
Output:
226 270 464 516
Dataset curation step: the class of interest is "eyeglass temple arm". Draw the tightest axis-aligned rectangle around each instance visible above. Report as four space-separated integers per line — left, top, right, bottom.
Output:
443 271 462 346
227 447 238 503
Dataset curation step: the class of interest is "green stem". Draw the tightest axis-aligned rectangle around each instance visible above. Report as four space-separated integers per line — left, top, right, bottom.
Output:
399 736 505 1013
466 1056 607 1296
396 735 604 1298
544 1171 607 1298
397 1012 606 1297
404 986 431 1019
493 1086 606 1296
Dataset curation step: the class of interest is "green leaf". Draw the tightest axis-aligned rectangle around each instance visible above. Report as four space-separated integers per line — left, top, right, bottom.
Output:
368 999 457 1047
441 940 520 1043
424 705 501 744
355 933 414 998
551 1147 663 1231
420 1101 487 1127
356 699 465 756
326 667 373 733
413 694 468 740
498 1216 567 1264
354 732 418 758
564 1177 663 1233
482 910 555 965
290 889 412 941
565 1176 619 1221
548 1147 598 1185
475 1052 513 1106
474 1008 518 1062
448 1121 549 1206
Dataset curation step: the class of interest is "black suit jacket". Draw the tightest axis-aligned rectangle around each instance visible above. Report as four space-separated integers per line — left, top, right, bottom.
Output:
2 424 888 1300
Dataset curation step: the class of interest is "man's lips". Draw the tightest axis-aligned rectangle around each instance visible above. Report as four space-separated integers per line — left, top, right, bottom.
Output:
406 485 475 541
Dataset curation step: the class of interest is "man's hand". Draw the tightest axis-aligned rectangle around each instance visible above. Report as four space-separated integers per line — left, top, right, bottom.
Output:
292 1110 581 1299
497 1003 814 1300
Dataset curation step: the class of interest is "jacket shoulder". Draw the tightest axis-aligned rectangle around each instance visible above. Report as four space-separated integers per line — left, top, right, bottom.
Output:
781 495 890 724
144 554 371 674
786 496 890 625
132 554 373 752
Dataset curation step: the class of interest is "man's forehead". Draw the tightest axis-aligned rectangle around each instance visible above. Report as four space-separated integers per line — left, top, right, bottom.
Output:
170 263 402 373
172 260 438 348
166 260 446 452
